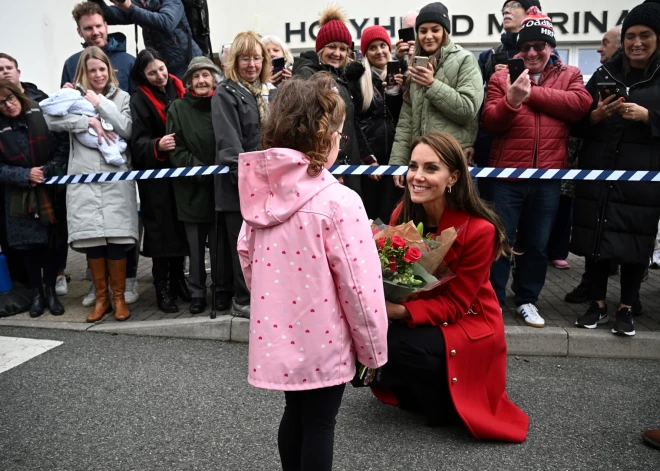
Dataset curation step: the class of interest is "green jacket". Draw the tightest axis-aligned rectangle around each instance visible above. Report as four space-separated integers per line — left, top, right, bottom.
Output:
167 92 216 223
389 40 484 166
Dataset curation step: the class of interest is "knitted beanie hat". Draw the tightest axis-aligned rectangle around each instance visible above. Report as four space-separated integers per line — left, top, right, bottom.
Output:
517 6 556 48
415 2 451 34
502 0 542 12
360 26 392 56
622 0 660 37
316 6 353 52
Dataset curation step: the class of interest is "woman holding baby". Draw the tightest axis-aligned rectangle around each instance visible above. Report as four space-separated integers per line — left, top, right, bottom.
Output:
45 46 138 323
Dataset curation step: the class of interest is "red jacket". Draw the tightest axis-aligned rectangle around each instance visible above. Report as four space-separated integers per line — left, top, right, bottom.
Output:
373 206 529 443
481 60 592 170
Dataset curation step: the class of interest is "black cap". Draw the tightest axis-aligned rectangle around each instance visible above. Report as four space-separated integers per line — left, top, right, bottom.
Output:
416 2 451 34
622 0 660 38
502 0 542 12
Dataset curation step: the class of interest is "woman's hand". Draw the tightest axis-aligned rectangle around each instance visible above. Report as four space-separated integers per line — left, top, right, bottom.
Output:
62 83 75 90
84 90 101 107
393 174 406 189
270 69 284 85
29 167 44 185
88 117 117 146
589 95 625 124
506 70 531 108
462 147 475 166
619 102 649 123
386 301 410 321
368 162 382 181
494 63 508 73
395 40 415 59
158 133 176 152
409 63 435 88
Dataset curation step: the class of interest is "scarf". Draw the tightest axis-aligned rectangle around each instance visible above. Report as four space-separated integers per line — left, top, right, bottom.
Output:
138 74 185 125
0 107 55 225
238 78 269 125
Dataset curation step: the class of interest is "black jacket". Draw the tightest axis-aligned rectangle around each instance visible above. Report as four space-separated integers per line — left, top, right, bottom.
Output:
130 80 188 257
345 61 405 164
571 52 660 264
22 82 49 104
212 80 272 212
293 51 361 195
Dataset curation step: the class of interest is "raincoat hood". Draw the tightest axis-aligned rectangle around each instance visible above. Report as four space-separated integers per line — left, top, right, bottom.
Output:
238 148 338 228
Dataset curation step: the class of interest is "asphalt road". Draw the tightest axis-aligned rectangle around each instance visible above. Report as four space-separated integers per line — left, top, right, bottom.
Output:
0 327 658 471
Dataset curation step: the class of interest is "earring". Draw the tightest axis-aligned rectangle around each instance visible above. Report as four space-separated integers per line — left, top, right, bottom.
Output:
447 186 452 194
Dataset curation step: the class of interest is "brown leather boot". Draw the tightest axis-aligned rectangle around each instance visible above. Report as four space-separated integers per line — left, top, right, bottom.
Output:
87 258 111 323
108 258 130 321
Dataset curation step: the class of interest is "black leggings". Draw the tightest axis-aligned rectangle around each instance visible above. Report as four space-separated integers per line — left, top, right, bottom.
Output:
151 256 185 284
86 243 130 261
278 383 345 471
588 258 647 306
20 247 58 289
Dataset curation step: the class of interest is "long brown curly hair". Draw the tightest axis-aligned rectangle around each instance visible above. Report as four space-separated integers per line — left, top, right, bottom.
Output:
260 73 346 176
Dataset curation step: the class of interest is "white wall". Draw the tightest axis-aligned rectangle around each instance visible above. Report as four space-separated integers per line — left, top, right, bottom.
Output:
1 0 638 95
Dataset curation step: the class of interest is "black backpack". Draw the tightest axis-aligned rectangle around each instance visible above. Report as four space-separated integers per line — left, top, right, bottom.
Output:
181 0 213 58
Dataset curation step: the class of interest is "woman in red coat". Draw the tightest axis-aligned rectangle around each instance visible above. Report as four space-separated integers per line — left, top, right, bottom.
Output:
372 131 529 443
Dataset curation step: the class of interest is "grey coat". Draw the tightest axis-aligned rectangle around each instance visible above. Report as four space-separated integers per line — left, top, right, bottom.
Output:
211 80 274 212
45 85 139 251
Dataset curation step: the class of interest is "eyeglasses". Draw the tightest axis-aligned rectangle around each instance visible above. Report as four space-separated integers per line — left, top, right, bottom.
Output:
0 94 17 108
339 133 349 152
239 55 264 64
519 42 548 53
501 1 522 14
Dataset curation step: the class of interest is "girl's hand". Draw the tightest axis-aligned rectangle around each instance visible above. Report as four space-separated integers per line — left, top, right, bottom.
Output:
410 63 435 87
84 90 101 107
386 301 410 320
158 133 176 152
29 167 44 185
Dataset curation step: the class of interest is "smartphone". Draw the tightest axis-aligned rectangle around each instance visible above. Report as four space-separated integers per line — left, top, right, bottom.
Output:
75 82 87 96
508 58 525 83
493 51 509 66
272 56 285 73
398 27 415 42
386 61 400 86
413 56 429 68
597 81 627 101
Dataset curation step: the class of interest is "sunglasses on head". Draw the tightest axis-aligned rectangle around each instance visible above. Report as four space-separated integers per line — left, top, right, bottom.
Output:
519 42 548 53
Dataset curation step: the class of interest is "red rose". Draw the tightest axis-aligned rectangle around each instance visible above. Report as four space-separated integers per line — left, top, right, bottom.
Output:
403 247 422 263
388 257 398 273
377 238 386 249
391 236 406 249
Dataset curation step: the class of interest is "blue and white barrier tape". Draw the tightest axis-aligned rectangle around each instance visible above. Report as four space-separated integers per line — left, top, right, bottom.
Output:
43 164 660 185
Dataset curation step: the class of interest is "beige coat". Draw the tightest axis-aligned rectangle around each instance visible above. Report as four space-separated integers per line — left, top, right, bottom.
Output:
45 85 138 250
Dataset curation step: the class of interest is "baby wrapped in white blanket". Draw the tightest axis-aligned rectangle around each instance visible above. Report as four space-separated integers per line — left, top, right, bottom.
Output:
40 88 126 166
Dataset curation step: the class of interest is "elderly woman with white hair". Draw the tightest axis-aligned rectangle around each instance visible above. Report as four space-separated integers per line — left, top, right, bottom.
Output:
262 35 293 86
166 56 222 314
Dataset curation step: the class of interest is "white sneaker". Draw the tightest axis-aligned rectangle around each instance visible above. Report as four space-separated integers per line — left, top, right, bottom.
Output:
124 277 139 304
55 275 68 295
82 282 96 307
516 303 545 328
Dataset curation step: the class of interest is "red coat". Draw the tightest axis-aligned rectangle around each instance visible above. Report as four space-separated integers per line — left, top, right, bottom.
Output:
372 206 529 443
481 60 592 170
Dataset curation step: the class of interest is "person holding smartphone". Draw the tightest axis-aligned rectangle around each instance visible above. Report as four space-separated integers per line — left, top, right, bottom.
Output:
388 2 484 186
570 0 660 337
262 35 293 87
345 26 406 222
481 7 592 327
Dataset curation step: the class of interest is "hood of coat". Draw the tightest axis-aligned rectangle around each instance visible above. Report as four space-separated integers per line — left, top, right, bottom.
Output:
81 32 128 54
238 148 338 228
293 50 344 77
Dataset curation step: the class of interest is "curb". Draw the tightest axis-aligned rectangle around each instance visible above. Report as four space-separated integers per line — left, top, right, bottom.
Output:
2 318 660 360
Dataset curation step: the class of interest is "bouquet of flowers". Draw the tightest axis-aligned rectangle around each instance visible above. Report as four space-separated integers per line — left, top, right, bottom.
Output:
372 221 458 303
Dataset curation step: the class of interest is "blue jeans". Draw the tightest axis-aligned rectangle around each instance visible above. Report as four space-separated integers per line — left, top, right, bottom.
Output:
489 180 561 306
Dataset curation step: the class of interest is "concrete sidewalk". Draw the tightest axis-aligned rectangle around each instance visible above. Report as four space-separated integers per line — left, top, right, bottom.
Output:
2 252 659 359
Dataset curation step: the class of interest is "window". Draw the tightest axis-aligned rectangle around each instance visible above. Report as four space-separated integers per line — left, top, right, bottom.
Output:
578 47 602 80
555 48 570 64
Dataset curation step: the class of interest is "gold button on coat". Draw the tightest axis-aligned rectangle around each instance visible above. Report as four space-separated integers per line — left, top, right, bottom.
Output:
452 377 458 383
450 349 456 356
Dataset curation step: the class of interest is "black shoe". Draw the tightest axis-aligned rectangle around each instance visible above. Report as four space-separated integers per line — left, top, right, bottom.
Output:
44 287 65 315
214 293 232 311
170 276 192 303
575 302 608 328
29 288 47 318
565 281 590 304
155 280 178 313
612 307 636 336
189 297 206 314
632 298 643 317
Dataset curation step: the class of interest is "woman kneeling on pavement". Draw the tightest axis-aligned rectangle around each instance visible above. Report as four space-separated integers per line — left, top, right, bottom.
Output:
372 132 529 443
167 56 222 314
45 47 138 323
0 79 67 317
130 49 191 314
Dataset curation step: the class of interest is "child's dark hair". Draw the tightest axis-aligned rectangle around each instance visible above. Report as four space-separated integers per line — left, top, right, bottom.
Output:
261 73 346 176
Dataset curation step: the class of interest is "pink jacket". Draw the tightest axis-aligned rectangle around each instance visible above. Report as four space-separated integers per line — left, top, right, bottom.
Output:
237 148 389 391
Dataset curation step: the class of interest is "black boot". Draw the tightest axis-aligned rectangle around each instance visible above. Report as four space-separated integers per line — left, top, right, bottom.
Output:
565 281 590 304
156 280 178 313
170 274 192 303
29 288 47 318
214 292 232 311
44 287 65 315
189 297 206 314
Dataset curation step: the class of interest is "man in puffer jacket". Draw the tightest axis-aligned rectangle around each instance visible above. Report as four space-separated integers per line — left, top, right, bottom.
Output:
92 0 202 79
481 7 592 328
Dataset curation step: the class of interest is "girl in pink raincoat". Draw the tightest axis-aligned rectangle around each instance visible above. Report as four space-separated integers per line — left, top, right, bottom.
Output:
237 73 389 471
